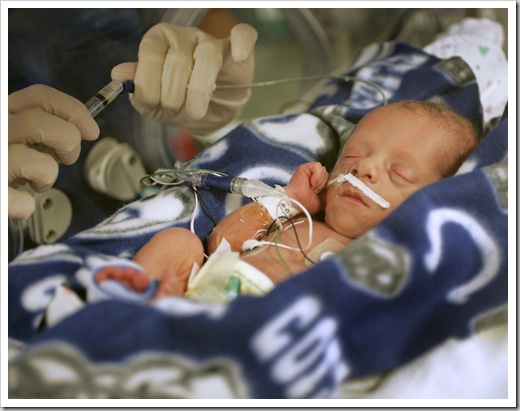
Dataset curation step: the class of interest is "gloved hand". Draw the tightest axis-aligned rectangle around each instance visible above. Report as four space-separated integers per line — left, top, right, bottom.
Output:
111 22 258 135
8 84 100 220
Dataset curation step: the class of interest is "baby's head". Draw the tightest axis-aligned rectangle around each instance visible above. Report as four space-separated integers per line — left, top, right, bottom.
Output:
324 100 479 238
394 100 480 176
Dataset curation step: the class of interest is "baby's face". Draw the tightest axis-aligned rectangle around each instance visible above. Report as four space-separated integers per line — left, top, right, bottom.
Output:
324 104 454 238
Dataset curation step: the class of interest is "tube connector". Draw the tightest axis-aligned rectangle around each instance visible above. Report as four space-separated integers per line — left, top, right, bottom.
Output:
231 178 280 198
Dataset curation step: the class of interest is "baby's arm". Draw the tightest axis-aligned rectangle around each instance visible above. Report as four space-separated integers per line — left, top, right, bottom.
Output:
283 162 328 215
207 162 328 253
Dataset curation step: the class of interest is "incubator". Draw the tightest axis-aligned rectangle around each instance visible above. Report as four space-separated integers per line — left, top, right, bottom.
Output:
7 7 508 254
6 7 510 401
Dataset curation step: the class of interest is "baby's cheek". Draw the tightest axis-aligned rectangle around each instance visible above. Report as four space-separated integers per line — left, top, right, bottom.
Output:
351 209 392 236
385 191 412 211
325 212 364 238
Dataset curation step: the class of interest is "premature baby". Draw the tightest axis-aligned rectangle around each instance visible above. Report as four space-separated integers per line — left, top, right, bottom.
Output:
96 100 479 301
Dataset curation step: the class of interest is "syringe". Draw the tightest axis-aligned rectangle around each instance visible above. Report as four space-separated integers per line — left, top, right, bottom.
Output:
31 80 135 157
84 80 135 117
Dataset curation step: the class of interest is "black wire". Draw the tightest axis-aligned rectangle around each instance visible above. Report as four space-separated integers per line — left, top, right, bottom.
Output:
194 189 218 227
245 212 318 268
265 218 280 237
264 214 317 266
285 216 317 266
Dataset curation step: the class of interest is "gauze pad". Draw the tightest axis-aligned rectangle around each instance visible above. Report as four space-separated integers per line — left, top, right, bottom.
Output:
328 173 391 209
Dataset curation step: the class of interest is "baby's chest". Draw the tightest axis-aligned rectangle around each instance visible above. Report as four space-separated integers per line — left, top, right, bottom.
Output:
240 220 349 280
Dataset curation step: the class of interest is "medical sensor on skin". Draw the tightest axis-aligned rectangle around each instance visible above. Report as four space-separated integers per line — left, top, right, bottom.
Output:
328 173 390 209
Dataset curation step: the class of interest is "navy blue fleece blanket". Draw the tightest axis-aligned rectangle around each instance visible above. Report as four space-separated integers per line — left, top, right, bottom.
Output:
8 42 507 399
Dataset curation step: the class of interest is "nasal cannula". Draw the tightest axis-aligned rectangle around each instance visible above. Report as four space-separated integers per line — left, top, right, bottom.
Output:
328 173 391 209
84 80 135 117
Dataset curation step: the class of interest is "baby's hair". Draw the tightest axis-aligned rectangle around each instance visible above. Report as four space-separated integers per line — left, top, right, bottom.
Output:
392 100 479 176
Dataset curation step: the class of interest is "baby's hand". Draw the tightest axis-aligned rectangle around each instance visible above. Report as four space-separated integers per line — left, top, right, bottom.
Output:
284 162 328 215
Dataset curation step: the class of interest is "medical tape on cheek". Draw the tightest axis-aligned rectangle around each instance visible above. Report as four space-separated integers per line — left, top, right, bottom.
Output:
328 173 391 209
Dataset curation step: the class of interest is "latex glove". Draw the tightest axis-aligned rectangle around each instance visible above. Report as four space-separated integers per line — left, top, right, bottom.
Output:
8 84 100 220
111 23 258 135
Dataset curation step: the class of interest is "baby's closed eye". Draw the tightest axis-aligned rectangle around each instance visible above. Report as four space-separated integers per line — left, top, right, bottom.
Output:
389 165 414 184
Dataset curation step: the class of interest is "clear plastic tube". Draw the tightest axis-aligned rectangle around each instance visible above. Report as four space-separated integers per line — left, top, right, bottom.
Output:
217 75 387 105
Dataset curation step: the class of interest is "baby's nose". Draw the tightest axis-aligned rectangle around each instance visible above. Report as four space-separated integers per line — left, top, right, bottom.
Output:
329 172 391 209
351 161 378 182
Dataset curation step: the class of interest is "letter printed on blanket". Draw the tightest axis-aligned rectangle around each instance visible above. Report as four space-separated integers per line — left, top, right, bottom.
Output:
250 296 348 398
424 208 501 304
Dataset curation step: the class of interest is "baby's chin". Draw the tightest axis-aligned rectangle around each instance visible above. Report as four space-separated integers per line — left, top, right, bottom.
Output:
324 215 367 240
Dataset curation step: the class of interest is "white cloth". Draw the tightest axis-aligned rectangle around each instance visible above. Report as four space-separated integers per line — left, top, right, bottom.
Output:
185 240 274 303
424 18 508 124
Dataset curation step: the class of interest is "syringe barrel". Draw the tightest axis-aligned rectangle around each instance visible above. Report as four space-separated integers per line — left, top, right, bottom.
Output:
84 80 125 118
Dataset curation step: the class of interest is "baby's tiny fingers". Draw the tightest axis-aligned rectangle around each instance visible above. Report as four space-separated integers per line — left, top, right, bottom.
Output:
311 165 329 192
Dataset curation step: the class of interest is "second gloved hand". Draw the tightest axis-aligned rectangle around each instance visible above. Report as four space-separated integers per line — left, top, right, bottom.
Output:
8 84 100 220
111 23 258 135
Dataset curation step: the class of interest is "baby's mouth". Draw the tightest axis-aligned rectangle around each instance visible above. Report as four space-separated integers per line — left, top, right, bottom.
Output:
341 186 368 207
328 173 391 209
